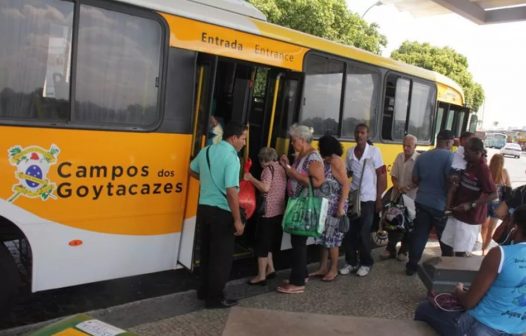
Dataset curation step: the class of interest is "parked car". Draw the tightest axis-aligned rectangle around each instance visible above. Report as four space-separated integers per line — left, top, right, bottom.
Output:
501 143 522 158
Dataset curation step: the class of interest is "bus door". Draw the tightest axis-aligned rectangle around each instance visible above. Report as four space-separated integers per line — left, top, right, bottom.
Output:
264 70 303 251
179 54 217 270
180 56 280 267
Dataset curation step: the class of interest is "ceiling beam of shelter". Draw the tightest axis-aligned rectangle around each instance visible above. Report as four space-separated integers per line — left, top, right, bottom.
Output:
485 5 526 23
432 0 487 24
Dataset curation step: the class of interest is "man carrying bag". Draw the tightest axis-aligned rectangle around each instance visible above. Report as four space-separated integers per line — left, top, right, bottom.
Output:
340 123 387 277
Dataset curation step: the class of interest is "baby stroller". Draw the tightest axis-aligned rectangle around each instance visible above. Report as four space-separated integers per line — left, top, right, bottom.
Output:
382 193 415 233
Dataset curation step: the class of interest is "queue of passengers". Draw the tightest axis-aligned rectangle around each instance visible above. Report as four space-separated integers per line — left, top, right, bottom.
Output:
246 123 524 335
190 120 526 334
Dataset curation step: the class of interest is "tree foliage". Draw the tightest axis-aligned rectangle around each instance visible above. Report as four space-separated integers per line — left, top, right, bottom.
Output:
391 41 485 111
248 0 387 54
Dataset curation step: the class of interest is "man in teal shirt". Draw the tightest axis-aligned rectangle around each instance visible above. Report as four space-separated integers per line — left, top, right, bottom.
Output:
190 121 247 309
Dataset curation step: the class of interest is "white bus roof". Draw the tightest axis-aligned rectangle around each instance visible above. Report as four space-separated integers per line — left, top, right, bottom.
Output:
113 0 464 103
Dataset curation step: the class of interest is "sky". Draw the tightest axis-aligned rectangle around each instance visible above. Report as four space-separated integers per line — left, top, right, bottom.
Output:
345 0 526 130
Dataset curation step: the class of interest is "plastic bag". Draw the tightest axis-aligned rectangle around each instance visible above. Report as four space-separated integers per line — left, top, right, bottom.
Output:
282 183 329 237
239 159 256 220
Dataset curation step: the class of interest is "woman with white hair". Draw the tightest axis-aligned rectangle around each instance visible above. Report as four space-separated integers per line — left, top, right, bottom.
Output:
277 124 325 294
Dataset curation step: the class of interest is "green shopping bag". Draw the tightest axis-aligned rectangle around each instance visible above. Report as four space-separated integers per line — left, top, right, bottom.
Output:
282 183 329 237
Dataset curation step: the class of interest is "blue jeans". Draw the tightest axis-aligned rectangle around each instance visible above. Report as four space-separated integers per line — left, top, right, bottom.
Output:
406 203 453 272
343 201 375 267
415 301 522 336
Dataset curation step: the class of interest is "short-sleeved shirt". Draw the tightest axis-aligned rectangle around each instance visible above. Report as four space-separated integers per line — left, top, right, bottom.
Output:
452 158 496 224
413 148 453 211
391 151 419 200
451 146 467 170
346 143 384 202
190 141 240 212
260 161 287 218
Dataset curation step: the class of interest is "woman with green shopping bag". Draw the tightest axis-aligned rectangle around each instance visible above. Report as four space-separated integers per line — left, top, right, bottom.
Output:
277 124 325 294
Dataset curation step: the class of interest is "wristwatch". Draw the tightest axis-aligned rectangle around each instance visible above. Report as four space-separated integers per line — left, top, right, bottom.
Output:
471 202 477 209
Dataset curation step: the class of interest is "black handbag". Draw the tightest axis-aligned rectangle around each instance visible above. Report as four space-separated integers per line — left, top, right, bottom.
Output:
339 215 350 233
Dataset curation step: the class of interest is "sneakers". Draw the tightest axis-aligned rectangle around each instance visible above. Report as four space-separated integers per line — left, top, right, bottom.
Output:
339 264 358 275
397 252 408 262
356 266 371 277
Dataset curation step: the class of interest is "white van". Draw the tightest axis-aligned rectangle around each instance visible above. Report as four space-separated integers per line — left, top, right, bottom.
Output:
501 143 522 158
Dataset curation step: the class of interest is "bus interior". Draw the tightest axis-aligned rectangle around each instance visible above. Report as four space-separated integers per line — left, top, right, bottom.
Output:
190 54 301 264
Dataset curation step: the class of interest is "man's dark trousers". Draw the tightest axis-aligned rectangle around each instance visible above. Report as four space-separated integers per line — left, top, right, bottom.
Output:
197 205 235 305
344 201 376 267
406 203 453 273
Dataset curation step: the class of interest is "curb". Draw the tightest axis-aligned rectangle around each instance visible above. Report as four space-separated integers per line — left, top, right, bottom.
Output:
0 272 284 336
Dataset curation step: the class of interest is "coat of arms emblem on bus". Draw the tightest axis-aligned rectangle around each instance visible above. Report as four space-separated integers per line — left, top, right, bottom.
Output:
7 145 60 203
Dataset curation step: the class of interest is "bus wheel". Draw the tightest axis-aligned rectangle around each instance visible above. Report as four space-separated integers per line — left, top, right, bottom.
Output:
0 242 20 316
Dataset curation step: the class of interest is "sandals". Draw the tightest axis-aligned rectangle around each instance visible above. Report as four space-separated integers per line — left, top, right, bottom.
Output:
308 271 326 278
247 278 267 286
277 284 305 294
282 277 309 285
321 274 338 282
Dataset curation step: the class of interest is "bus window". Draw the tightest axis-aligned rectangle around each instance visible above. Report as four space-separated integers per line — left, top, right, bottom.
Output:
382 74 409 141
392 77 410 140
341 64 379 139
445 109 455 130
382 74 435 143
407 81 435 142
454 111 465 137
248 67 271 157
0 0 74 122
75 5 163 127
434 105 446 140
300 54 344 136
162 48 196 135
468 113 478 132
276 74 301 139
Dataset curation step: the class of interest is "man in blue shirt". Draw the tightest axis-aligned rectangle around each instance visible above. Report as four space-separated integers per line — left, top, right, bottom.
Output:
190 121 247 308
406 129 454 275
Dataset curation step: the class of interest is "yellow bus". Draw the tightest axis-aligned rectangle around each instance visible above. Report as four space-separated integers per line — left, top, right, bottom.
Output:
0 0 473 309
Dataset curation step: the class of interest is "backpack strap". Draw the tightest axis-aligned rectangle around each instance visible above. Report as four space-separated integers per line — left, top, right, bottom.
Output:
357 159 367 192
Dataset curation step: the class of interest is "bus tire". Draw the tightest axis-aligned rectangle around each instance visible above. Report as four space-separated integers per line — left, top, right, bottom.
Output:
0 243 20 316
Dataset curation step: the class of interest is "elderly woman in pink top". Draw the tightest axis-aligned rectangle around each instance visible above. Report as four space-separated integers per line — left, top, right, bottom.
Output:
244 147 287 286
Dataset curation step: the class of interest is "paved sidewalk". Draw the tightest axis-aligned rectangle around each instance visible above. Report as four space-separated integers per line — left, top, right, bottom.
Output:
222 307 435 336
129 244 443 336
0 243 444 336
